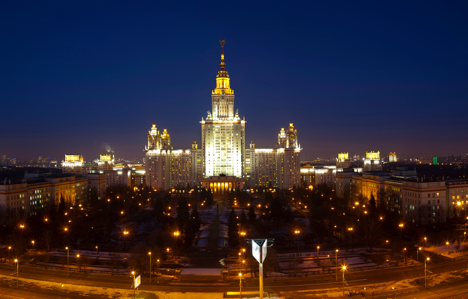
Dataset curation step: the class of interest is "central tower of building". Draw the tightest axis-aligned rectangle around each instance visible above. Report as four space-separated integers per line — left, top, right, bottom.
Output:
201 40 246 178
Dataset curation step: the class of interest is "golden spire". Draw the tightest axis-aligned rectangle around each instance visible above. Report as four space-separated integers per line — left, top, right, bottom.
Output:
213 39 233 95
217 39 229 78
219 39 226 71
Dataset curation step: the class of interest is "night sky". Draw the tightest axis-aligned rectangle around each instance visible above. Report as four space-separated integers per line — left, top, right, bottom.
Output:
1 1 467 161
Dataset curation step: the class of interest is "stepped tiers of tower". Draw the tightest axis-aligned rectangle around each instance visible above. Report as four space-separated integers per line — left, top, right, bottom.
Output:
144 40 302 191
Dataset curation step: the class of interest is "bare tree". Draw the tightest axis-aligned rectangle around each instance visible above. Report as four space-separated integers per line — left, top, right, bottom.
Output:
42 228 53 253
359 216 382 252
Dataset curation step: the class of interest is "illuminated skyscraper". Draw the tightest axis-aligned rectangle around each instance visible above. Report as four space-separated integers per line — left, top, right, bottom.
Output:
201 40 246 178
144 41 301 190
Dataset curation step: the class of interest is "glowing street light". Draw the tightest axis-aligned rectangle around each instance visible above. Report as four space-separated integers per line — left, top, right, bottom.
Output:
342 265 347 297
317 245 320 257
31 240 35 250
238 272 243 298
335 249 339 281
425 257 430 288
65 247 70 277
148 252 152 283
14 258 19 288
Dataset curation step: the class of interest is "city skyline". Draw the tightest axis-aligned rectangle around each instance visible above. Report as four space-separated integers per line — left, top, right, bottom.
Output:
1 1 467 160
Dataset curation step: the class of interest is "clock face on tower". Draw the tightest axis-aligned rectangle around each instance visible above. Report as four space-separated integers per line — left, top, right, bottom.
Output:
289 134 295 141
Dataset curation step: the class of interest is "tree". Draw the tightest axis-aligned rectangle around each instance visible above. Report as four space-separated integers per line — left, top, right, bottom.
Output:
176 197 190 244
248 203 256 223
240 209 248 228
359 216 382 252
228 209 238 247
369 192 377 215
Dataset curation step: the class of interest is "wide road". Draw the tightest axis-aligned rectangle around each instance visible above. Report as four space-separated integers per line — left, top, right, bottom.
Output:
0 257 467 294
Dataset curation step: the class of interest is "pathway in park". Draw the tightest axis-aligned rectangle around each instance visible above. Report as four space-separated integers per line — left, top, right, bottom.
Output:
187 196 228 268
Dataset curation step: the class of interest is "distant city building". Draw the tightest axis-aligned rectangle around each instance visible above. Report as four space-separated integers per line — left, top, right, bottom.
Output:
104 166 146 189
144 41 301 191
389 152 398 162
62 155 84 174
96 153 114 171
363 151 382 172
337 152 351 169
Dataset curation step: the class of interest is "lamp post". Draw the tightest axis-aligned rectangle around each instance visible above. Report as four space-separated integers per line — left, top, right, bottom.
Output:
65 247 69 277
95 245 99 255
342 265 347 297
417 247 421 263
14 259 19 289
238 272 242 299
31 240 35 250
131 271 136 299
403 248 407 265
157 259 160 274
425 257 430 288
399 223 404 239
76 254 80 272
173 231 180 255
446 241 449 254
148 252 152 283
7 246 11 263
386 240 389 251
317 245 320 257
348 228 354 252
335 249 339 281
294 229 300 248
123 230 129 250
424 237 427 248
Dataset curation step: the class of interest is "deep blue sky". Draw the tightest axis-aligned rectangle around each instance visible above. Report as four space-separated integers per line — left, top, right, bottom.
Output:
1 1 467 161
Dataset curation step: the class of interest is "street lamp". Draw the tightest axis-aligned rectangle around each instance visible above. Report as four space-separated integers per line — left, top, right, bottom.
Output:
403 248 407 264
14 258 19 289
342 265 347 297
31 240 35 250
335 249 339 281
424 237 427 247
123 230 129 249
131 271 136 299
317 246 320 257
65 247 69 277
446 241 449 254
7 246 11 263
173 231 180 255
95 245 99 255
157 259 160 274
425 257 430 288
76 254 80 272
294 229 300 248
238 272 243 299
399 223 404 239
386 240 389 250
417 247 421 263
148 252 152 283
